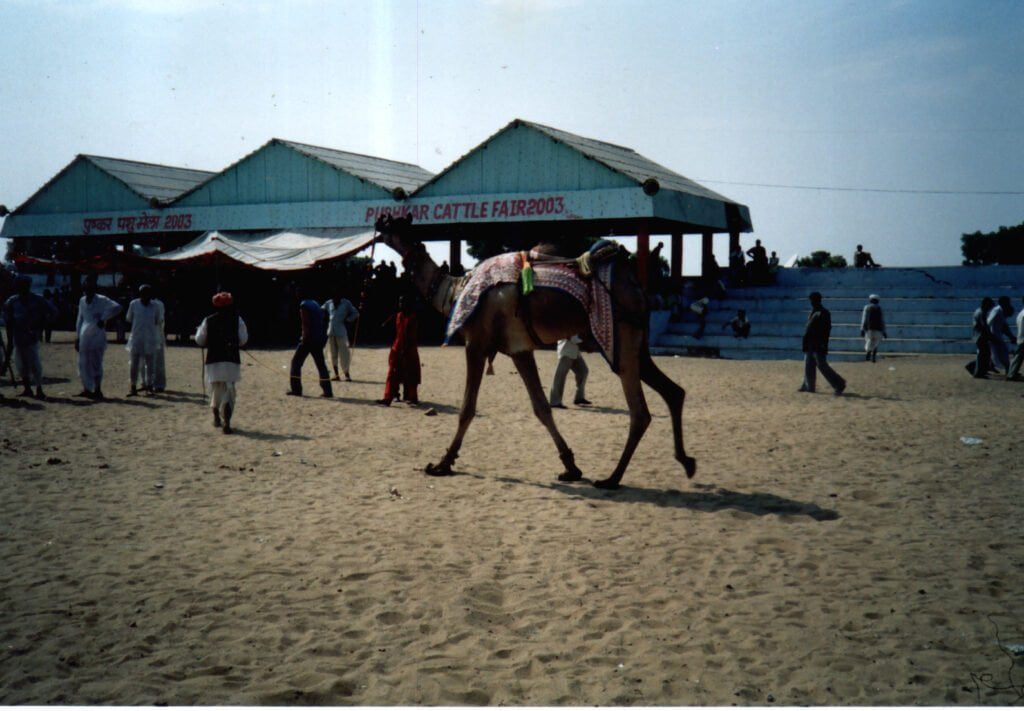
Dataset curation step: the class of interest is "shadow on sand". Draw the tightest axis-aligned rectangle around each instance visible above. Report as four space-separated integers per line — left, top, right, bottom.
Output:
149 390 207 404
234 429 313 442
482 474 840 521
834 392 903 402
332 396 462 415
0 396 45 411
52 395 162 409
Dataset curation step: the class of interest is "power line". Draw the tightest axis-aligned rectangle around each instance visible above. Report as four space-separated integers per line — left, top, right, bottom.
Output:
694 179 1024 196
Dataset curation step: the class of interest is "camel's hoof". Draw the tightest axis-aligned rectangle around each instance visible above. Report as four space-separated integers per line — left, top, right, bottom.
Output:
593 478 621 490
558 469 583 482
681 456 697 479
424 462 454 477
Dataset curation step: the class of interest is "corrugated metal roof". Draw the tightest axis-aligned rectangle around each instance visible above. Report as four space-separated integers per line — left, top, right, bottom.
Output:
83 155 215 202
277 140 434 194
519 120 739 204
414 118 743 207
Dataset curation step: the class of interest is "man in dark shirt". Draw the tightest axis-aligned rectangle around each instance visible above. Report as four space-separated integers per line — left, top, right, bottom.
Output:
287 288 333 398
853 245 879 269
746 239 769 284
3 276 58 398
968 297 994 378
799 291 846 395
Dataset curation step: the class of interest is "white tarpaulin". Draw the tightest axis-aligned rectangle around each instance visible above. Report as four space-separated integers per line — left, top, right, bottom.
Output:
150 227 376 271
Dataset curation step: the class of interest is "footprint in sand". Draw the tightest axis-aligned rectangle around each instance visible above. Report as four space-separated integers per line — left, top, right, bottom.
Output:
375 610 405 625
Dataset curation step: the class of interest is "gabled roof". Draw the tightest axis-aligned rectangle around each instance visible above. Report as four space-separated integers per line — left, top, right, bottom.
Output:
414 118 740 206
276 139 434 194
82 155 214 202
12 155 214 215
521 120 739 204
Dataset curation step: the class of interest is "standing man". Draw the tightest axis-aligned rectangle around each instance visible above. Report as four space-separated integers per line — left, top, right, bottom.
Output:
986 296 1015 374
288 287 333 398
549 335 591 408
1006 296 1024 381
125 284 163 396
151 294 167 392
322 289 359 382
970 297 994 378
728 243 746 287
74 275 122 399
690 297 710 339
799 291 846 395
3 275 57 398
195 292 248 434
746 239 769 284
860 294 887 363
42 289 58 343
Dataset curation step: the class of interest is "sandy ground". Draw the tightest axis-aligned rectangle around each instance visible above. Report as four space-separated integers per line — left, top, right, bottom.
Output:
1 333 1023 705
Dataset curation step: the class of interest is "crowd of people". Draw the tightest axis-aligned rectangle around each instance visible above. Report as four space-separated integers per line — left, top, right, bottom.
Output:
969 295 1023 381
1 261 605 429
3 244 1021 427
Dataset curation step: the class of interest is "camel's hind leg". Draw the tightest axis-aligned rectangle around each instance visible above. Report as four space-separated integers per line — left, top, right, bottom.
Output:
425 345 487 476
594 351 651 490
509 351 584 481
639 348 696 479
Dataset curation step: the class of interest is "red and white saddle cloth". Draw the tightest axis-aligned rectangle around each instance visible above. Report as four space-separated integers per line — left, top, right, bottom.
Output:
445 251 617 367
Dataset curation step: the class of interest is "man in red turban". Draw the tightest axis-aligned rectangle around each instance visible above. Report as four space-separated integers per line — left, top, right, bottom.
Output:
195 292 248 434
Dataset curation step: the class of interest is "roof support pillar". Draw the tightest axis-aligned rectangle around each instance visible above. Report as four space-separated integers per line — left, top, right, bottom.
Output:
701 232 713 278
636 223 650 289
729 230 740 256
670 232 682 281
449 237 462 275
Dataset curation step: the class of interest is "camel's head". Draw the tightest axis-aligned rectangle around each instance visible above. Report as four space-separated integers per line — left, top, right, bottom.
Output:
375 214 429 272
374 214 415 255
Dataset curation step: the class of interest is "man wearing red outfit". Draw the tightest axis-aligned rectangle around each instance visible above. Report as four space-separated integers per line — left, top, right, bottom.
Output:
378 296 421 406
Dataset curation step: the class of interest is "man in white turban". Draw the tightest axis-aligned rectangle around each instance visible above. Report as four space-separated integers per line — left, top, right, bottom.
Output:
860 294 887 363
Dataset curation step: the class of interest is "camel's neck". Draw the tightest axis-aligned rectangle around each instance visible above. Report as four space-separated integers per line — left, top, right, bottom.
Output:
383 232 463 316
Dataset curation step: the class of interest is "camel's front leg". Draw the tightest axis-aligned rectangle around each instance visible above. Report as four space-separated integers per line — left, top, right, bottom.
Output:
594 364 651 490
425 346 487 476
509 352 584 481
639 349 696 478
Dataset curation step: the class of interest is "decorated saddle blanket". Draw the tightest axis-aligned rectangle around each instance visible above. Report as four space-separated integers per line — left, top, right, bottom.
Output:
445 250 617 367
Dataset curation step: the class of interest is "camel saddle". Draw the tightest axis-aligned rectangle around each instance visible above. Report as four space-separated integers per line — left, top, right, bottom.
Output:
446 240 622 367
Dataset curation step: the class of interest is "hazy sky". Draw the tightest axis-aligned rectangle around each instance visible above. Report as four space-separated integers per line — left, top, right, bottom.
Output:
1 0 1021 272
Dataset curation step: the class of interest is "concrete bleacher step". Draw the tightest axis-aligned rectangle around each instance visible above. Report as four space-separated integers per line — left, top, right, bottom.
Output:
664 320 969 339
656 333 972 355
650 265 1023 361
650 345 956 362
683 310 975 326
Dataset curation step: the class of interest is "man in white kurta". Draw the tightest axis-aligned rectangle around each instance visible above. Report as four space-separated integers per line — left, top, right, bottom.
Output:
859 294 887 363
322 293 359 381
1008 298 1024 381
549 335 591 408
75 277 122 399
195 292 248 434
151 298 167 392
125 285 163 396
986 296 1015 374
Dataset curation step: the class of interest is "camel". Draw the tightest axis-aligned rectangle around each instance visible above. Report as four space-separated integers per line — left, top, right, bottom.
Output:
374 215 696 489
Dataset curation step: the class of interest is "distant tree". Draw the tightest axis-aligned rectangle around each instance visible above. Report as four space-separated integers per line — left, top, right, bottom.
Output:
795 250 848 269
961 222 1024 265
